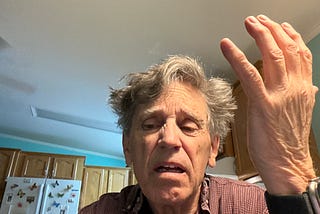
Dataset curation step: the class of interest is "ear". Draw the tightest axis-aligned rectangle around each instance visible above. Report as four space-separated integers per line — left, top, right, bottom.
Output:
208 135 220 167
122 133 133 166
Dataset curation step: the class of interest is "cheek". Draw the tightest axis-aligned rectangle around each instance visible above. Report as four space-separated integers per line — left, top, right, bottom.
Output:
131 136 159 182
131 135 157 163
194 140 212 164
194 136 211 153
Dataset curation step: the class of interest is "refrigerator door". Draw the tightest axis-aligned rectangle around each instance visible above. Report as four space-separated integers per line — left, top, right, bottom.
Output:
0 177 46 214
40 179 81 214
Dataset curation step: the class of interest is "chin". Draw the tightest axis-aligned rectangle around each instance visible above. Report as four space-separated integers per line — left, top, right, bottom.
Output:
145 185 190 205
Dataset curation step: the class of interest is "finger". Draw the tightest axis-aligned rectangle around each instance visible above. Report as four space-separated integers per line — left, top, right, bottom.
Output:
220 38 266 101
244 16 288 90
255 15 302 80
281 22 313 84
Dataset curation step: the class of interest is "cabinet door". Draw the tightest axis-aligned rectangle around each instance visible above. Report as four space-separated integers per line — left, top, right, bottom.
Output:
51 156 79 179
129 169 138 185
0 148 20 204
107 168 129 193
309 128 320 176
232 83 258 180
80 167 109 209
0 148 19 180
20 154 51 178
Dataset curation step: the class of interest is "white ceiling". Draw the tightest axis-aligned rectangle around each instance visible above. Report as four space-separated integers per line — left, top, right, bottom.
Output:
1 0 320 159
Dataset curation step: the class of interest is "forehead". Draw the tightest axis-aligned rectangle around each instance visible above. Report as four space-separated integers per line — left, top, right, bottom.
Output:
135 82 208 118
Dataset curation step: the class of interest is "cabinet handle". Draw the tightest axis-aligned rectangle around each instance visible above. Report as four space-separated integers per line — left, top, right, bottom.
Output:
23 160 29 176
44 163 48 176
52 161 58 177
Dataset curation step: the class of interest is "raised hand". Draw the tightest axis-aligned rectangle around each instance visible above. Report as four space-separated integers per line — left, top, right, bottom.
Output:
220 15 318 195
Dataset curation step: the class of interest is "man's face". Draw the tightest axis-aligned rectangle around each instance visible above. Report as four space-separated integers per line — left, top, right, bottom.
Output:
123 82 219 206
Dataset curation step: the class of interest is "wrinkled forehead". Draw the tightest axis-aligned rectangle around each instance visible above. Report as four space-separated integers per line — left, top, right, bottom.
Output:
134 82 209 121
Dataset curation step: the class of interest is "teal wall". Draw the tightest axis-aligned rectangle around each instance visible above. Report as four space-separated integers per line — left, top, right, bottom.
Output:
0 134 126 167
308 34 320 148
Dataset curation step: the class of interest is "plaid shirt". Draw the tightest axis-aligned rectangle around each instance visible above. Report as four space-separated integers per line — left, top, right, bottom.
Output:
79 175 268 213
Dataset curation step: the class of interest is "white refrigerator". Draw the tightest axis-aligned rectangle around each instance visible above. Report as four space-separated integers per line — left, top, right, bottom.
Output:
0 177 81 214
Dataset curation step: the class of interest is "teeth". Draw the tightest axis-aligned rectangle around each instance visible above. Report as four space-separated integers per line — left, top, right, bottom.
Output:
163 165 177 168
156 165 184 173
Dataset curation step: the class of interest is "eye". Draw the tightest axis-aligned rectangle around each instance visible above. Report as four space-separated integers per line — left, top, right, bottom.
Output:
141 118 162 131
179 119 200 136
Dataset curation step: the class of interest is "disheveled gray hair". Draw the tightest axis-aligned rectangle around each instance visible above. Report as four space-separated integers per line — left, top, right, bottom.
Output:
109 55 236 141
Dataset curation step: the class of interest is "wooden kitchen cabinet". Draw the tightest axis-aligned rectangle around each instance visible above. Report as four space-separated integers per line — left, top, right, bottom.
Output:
80 166 131 209
231 82 258 180
0 148 20 204
50 155 85 180
309 128 320 176
80 166 109 209
107 168 130 193
18 153 51 178
13 151 85 180
129 170 138 186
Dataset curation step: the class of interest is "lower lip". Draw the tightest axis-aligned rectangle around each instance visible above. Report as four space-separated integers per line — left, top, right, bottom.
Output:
156 169 184 173
154 170 186 178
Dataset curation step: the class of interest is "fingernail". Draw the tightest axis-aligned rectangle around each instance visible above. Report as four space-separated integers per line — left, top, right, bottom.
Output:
257 14 269 21
281 22 292 28
247 16 258 23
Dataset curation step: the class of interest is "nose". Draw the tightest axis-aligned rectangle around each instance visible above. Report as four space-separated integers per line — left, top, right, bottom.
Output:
158 120 182 149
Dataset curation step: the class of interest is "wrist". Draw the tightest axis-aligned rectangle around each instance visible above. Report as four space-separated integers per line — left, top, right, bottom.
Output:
260 165 315 195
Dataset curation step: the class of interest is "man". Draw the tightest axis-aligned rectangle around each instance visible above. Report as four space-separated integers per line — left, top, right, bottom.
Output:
80 15 318 213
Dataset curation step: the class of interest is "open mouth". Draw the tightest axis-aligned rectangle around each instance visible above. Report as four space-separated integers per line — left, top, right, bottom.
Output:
155 164 185 173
